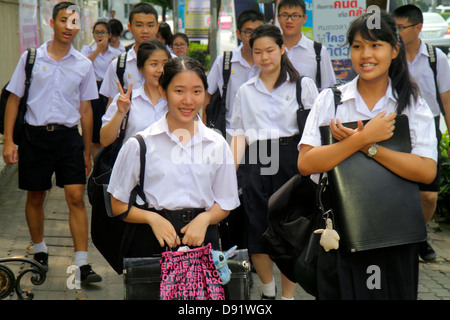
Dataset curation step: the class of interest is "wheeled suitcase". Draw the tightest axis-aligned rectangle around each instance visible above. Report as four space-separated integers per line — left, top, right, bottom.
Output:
224 249 251 300
123 256 161 300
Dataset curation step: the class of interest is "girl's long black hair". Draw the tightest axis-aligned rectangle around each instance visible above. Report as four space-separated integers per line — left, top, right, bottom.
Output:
347 10 418 114
249 24 300 89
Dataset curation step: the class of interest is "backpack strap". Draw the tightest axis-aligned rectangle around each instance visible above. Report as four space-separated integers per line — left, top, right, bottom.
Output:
331 86 342 115
296 76 305 110
116 52 128 89
313 41 322 89
222 51 233 93
114 51 130 149
25 48 36 88
115 134 147 221
426 43 445 116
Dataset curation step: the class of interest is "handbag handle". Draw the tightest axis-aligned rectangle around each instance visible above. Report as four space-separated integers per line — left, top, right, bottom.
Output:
316 175 333 221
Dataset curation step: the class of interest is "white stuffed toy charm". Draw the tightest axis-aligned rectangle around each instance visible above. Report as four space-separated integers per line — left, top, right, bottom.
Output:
314 218 340 252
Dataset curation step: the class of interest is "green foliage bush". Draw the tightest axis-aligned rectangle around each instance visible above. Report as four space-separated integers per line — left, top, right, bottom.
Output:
438 130 450 221
188 43 211 71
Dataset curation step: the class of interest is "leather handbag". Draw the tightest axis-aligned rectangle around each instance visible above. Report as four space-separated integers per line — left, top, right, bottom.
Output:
319 114 427 252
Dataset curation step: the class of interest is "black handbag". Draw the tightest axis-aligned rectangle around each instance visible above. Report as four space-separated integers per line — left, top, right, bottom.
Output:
319 114 427 252
264 173 331 297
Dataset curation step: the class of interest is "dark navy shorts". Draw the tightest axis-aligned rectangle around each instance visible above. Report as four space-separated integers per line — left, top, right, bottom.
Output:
18 124 86 191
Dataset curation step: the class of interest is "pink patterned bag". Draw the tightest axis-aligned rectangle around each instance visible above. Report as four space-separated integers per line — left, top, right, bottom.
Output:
159 243 225 300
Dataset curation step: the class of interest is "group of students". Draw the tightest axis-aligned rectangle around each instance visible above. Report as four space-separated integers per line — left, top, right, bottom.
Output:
1 0 449 300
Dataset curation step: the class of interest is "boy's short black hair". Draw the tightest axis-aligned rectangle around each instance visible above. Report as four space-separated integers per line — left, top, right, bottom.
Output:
236 9 265 30
392 4 423 25
129 2 158 24
52 1 77 21
277 0 306 14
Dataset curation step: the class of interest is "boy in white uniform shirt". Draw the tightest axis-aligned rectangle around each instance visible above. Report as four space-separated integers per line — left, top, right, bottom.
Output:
277 0 336 90
100 2 159 105
2 2 101 283
393 5 450 262
203 10 265 137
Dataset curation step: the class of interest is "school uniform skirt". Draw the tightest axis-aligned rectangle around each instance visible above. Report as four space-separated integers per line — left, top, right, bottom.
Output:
316 243 420 300
241 135 300 255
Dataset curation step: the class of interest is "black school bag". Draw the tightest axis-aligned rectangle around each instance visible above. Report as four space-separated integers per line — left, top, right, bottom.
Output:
263 86 341 296
88 52 134 274
0 48 36 145
205 51 232 137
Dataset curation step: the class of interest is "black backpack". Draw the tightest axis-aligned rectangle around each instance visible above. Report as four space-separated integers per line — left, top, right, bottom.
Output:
205 51 232 137
0 48 36 145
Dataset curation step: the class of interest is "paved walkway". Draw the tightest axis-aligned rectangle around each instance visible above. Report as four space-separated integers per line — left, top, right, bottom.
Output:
0 141 449 301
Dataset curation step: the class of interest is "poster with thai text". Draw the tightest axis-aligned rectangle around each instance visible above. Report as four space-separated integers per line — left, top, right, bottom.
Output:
312 0 366 82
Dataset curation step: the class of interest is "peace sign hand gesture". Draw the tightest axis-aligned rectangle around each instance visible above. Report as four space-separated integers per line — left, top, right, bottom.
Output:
116 81 133 115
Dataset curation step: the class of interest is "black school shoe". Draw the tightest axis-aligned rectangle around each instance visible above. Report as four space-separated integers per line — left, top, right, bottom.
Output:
33 252 49 272
419 241 436 262
80 265 102 284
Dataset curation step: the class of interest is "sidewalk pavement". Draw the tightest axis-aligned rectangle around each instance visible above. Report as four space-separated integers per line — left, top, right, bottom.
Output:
1 141 450 301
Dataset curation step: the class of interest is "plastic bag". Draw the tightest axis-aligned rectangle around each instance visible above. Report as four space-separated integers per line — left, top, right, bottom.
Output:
159 244 225 300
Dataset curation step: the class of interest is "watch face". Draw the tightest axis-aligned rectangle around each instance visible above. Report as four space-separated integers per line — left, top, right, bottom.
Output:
368 144 377 156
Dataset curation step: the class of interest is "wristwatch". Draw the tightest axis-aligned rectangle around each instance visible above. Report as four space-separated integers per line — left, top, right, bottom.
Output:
367 143 378 158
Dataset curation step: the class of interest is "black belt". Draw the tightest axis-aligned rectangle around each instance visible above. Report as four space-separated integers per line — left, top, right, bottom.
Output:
27 123 78 132
253 134 300 146
155 208 205 223
279 134 300 145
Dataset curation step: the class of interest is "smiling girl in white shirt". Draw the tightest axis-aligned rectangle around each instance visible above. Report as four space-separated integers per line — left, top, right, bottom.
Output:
107 56 239 257
297 11 437 300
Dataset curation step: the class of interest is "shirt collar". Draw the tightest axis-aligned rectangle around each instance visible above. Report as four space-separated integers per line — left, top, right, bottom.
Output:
148 112 217 144
42 40 78 61
133 85 166 108
339 76 397 104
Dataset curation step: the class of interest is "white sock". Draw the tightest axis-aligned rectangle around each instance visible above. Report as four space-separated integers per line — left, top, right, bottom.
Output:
262 278 276 297
74 251 88 267
281 296 294 300
33 240 47 253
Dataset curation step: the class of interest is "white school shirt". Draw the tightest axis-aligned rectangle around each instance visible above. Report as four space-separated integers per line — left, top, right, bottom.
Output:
107 114 240 211
229 74 319 145
285 34 336 90
299 76 438 163
207 44 260 131
102 84 168 142
6 41 98 127
99 45 143 98
407 40 450 117
80 44 122 82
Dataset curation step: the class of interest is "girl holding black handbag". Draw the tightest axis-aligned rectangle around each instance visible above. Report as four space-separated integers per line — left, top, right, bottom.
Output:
297 11 437 299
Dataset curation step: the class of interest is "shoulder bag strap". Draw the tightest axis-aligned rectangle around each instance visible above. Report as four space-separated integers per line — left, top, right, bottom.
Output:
426 43 445 116
314 41 322 89
222 51 233 93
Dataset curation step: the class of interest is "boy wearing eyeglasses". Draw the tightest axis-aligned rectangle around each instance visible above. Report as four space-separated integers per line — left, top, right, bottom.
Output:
204 10 265 136
277 0 335 90
393 4 450 263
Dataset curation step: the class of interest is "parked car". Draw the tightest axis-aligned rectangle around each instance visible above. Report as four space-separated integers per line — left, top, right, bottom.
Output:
420 12 450 54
